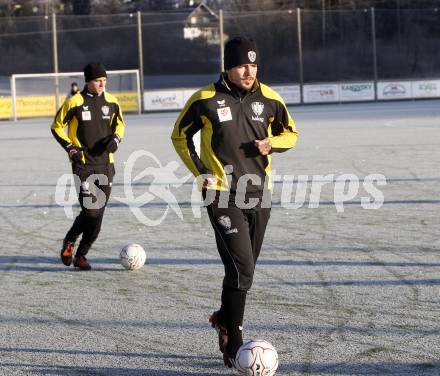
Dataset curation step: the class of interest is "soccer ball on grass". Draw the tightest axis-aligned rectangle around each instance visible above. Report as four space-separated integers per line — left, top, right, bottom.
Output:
119 243 146 270
235 340 278 376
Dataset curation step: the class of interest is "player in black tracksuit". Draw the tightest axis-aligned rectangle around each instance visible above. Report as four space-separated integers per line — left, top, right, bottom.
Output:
51 62 125 271
171 37 298 367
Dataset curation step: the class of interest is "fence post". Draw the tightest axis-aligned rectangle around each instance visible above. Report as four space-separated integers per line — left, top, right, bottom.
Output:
52 12 60 110
322 0 326 46
297 8 304 104
11 75 17 121
219 9 224 72
137 11 144 113
371 7 378 101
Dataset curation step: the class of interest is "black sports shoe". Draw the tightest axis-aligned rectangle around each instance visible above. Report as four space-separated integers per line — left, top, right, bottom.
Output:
209 310 228 353
73 255 92 271
223 352 237 368
60 241 74 266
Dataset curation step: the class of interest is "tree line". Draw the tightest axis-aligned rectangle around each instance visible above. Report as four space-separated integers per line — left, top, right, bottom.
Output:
1 0 440 17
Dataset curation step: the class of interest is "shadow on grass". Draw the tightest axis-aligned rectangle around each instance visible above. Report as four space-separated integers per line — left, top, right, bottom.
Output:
1 358 439 376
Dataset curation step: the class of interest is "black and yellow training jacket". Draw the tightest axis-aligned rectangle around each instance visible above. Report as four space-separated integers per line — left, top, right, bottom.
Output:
51 88 125 165
171 73 298 193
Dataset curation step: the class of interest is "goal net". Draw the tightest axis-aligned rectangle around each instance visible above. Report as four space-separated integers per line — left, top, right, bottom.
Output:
10 69 141 121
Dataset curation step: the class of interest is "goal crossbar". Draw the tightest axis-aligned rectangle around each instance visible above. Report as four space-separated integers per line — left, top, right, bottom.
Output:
11 69 141 121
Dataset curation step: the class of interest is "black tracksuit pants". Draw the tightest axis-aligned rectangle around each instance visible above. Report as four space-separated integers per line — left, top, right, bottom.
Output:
65 164 114 257
206 191 271 355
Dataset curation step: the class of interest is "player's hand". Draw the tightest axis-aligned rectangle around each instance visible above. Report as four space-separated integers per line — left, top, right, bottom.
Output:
203 177 218 188
104 134 121 153
66 144 83 164
254 138 271 156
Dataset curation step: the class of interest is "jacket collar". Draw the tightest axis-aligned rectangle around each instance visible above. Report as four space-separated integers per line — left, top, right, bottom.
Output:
81 86 103 98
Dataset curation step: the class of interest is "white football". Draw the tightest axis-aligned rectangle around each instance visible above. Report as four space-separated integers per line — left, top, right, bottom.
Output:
119 244 146 270
235 340 279 376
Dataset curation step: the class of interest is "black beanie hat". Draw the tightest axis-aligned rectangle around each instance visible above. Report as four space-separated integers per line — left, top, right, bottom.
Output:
224 37 259 70
84 62 107 82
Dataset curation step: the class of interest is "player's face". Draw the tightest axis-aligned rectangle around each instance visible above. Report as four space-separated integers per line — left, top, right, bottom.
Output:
227 64 258 90
87 77 107 95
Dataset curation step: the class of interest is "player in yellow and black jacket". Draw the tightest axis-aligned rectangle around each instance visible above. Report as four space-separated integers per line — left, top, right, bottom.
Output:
171 37 298 368
51 62 125 271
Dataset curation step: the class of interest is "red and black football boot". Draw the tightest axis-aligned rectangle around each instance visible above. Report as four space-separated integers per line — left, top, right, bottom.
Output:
60 241 74 266
209 310 229 354
73 255 92 271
